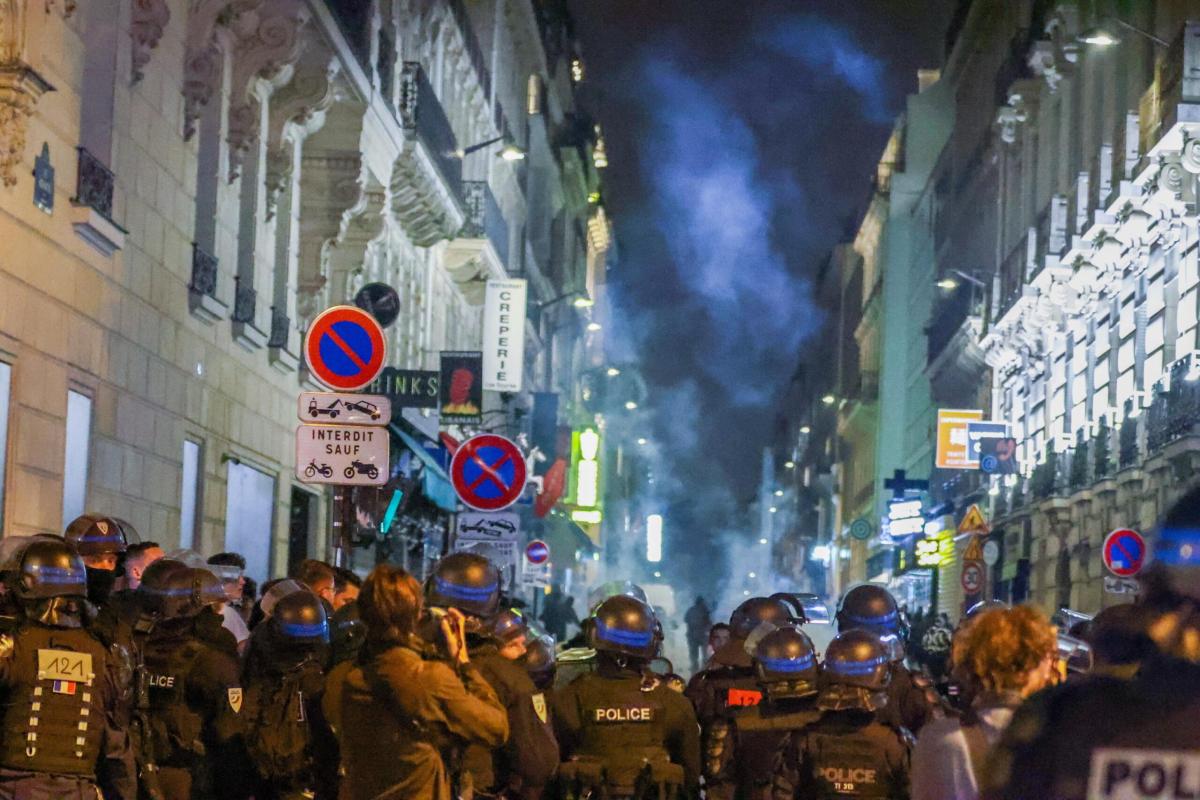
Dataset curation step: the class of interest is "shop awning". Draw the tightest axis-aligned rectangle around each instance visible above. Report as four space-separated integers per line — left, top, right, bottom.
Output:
390 424 458 512
540 510 598 558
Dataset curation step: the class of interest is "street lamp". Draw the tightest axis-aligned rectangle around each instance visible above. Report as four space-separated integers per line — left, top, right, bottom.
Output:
606 367 621 376
586 321 602 332
821 394 837 405
532 290 592 310
936 278 959 291
784 460 796 469
769 506 778 513
1078 17 1169 48
774 489 783 497
799 425 811 434
636 437 648 445
759 538 768 544
624 401 638 410
454 135 528 161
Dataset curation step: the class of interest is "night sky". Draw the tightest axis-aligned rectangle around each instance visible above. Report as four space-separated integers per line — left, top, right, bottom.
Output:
568 1 955 589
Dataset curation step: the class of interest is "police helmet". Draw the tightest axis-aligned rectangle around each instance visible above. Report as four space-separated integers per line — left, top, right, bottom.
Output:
729 596 791 640
818 630 891 712
64 513 128 557
965 599 1009 620
13 538 87 601
589 594 658 660
140 563 223 619
260 578 307 618
587 580 649 613
836 584 902 637
754 625 819 698
427 552 501 618
271 589 329 647
488 607 529 644
522 635 557 690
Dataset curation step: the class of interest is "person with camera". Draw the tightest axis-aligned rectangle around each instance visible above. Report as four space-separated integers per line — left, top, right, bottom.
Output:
323 563 508 800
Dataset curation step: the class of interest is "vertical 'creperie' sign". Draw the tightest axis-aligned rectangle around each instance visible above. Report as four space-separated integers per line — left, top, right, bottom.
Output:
483 279 527 392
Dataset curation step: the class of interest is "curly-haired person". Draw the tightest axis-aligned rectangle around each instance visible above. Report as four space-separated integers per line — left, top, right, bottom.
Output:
910 606 1059 800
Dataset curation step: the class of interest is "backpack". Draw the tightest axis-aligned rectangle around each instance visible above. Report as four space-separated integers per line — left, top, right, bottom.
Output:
244 659 323 785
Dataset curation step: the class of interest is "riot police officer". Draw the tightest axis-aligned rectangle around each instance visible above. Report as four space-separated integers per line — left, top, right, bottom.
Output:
64 513 129 607
707 625 821 800
523 633 557 691
463 607 559 799
981 484 1200 800
686 596 791 779
773 630 911 799
242 587 337 800
137 563 251 799
0 537 136 799
837 584 938 734
552 594 700 799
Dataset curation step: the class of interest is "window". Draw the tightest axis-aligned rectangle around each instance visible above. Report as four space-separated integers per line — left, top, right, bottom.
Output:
0 362 10 533
179 440 202 549
223 461 276 585
62 390 92 526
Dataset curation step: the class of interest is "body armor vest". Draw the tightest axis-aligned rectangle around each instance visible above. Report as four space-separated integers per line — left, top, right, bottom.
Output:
0 625 109 776
141 636 206 767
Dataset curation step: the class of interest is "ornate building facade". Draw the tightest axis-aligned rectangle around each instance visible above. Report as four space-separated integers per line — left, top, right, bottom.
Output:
0 0 609 580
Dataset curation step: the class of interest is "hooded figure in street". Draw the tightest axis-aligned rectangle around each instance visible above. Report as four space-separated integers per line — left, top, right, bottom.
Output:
705 625 821 800
552 594 700 799
773 630 911 800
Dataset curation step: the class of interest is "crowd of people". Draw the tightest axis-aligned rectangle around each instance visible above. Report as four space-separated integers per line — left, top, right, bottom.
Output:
3 487 1200 798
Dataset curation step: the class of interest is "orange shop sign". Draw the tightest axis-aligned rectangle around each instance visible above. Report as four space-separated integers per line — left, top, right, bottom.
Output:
935 409 984 469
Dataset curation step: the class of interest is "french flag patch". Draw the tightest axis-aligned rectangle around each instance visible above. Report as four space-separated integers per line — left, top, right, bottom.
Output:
52 680 76 695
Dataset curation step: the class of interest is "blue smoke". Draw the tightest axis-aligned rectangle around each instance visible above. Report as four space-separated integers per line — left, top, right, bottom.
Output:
757 16 892 124
634 58 820 406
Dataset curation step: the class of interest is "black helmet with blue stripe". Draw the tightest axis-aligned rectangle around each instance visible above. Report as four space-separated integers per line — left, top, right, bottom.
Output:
818 629 892 712
271 589 329 647
754 624 818 698
836 584 903 636
427 552 502 618
589 594 658 660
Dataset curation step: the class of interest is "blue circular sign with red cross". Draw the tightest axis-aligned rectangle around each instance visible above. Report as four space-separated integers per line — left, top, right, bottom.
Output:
304 305 387 391
1103 528 1146 577
450 434 528 512
525 539 550 565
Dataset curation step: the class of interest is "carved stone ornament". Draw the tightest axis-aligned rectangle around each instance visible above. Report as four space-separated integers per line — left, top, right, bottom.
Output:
183 0 257 140
263 50 338 217
130 0 170 84
44 0 75 17
0 1 55 187
226 0 310 181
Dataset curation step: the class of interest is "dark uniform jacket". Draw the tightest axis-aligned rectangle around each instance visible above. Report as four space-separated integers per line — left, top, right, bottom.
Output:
141 618 252 799
686 639 763 780
773 709 911 800
707 699 819 800
464 644 559 798
0 622 136 800
980 655 1200 800
323 639 509 800
878 665 937 736
552 662 701 796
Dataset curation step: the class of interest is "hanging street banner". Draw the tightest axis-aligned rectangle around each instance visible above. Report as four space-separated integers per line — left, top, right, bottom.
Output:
368 367 440 410
297 392 390 425
966 421 1010 465
295 424 388 486
440 351 483 425
483 279 527 392
979 435 1020 474
935 408 984 469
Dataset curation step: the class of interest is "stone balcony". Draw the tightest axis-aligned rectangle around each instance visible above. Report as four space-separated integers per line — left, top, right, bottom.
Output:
391 62 466 247
443 180 508 304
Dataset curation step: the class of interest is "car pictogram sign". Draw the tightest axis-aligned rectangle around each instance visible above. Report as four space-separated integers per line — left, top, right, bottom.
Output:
1103 528 1146 578
450 434 528 512
525 539 550 565
304 306 387 391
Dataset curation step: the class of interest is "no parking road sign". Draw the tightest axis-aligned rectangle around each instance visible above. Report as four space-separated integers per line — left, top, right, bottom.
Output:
304 306 386 391
1103 528 1146 578
525 539 550 565
451 434 527 512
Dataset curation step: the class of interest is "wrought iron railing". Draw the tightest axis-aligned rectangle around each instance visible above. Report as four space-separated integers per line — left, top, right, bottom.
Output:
268 307 290 349
73 147 115 220
460 181 509 268
400 62 462 201
232 276 256 323
1118 400 1140 468
189 244 218 297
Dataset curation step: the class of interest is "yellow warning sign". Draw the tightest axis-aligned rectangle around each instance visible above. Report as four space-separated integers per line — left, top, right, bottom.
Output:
963 535 984 562
957 504 990 536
